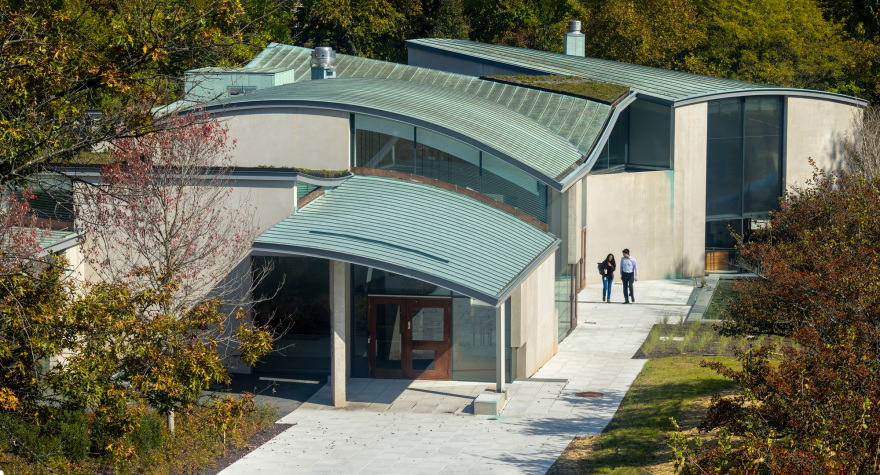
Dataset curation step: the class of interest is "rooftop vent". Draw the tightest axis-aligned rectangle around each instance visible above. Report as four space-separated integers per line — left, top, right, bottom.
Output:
311 46 337 80
564 20 585 57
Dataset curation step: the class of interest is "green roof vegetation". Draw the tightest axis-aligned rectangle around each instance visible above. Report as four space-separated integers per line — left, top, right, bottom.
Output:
483 75 630 104
254 166 350 178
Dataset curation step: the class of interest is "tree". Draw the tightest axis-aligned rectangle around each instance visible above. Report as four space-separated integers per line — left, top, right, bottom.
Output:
845 106 880 177
76 112 273 433
292 0 424 62
581 0 706 70
0 0 293 186
466 0 584 52
672 169 880 472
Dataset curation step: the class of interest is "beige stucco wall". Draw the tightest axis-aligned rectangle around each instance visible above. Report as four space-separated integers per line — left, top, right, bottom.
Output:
785 97 861 188
673 103 708 278
509 251 558 378
228 180 298 235
584 170 676 284
220 108 350 170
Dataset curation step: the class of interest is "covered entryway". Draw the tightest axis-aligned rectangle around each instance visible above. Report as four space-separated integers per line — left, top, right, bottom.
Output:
369 297 451 380
252 174 560 407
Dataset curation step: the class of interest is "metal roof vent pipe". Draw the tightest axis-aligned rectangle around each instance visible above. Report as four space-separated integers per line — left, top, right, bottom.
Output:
311 46 337 80
564 20 585 57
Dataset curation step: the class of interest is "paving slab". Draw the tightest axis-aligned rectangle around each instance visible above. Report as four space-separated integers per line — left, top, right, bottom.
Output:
220 279 694 474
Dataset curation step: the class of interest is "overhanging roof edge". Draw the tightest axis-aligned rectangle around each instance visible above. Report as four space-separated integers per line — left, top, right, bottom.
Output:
558 93 639 190
673 88 868 108
494 238 560 305
251 242 503 305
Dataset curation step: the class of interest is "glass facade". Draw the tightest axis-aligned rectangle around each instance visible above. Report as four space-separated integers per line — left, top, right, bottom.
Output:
251 256 331 375
350 265 511 382
353 115 548 222
591 100 672 172
706 96 784 269
547 189 573 341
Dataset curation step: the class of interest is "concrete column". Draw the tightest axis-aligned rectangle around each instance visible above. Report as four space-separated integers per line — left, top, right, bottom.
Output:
496 301 506 394
292 181 298 213
329 260 349 407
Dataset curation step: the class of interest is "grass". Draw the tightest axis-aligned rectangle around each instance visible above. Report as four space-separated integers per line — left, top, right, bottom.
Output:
636 322 789 358
0 404 277 474
702 279 740 320
548 356 739 474
482 75 630 103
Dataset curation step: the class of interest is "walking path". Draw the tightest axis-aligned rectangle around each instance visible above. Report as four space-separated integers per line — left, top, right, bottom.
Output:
220 279 694 474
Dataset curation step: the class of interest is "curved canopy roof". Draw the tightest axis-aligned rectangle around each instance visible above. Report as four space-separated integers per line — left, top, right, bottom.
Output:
407 38 867 106
239 43 613 157
252 175 559 305
209 77 588 186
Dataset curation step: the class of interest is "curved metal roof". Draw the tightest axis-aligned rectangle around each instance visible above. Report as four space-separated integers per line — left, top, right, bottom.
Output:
407 38 867 107
208 77 588 187
252 175 559 305
241 43 612 156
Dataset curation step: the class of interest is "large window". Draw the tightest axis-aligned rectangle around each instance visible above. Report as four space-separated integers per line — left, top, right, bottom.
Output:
353 115 548 222
590 100 672 173
706 97 783 221
706 96 784 270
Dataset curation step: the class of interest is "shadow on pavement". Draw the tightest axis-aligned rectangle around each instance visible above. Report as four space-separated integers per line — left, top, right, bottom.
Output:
207 373 326 419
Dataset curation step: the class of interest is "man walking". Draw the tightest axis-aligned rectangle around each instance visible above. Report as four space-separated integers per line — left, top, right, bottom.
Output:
621 249 638 304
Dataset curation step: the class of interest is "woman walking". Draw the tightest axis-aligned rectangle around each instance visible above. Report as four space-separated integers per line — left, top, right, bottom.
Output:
600 253 616 303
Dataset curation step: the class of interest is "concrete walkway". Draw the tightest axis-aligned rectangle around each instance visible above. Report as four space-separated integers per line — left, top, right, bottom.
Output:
220 279 694 474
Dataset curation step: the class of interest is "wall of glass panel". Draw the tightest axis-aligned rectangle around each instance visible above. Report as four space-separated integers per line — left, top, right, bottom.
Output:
590 100 672 173
706 97 783 241
251 256 331 374
353 114 548 222
350 264 510 382
547 189 573 341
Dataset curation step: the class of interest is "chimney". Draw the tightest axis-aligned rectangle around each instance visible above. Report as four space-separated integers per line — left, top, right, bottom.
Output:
564 20 585 57
311 47 337 80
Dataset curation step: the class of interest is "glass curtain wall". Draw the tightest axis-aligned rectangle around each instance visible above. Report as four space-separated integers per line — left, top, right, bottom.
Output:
706 96 783 268
353 115 548 222
547 189 572 342
350 264 511 382
591 100 672 173
251 256 331 374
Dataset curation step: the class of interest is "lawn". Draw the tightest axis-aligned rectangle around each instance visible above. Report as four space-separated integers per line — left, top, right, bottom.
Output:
548 356 738 474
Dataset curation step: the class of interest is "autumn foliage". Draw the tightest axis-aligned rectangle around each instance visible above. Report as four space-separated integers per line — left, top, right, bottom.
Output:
673 170 880 472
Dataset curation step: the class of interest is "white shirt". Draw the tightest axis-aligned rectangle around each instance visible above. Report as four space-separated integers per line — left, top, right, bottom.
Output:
621 256 638 279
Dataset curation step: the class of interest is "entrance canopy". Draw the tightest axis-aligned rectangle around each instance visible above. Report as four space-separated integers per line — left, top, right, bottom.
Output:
252 175 559 306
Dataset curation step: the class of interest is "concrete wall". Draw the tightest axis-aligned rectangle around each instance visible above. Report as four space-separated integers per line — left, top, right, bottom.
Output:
220 108 350 170
408 48 539 77
672 103 708 278
228 180 298 235
509 252 558 378
785 97 861 189
584 170 676 284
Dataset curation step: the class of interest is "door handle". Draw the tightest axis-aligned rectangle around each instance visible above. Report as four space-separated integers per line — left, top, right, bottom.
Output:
408 321 411 330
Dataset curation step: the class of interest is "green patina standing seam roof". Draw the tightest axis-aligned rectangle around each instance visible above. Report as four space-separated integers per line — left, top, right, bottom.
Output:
406 38 784 102
233 43 612 157
254 175 559 305
36 229 78 253
214 77 586 183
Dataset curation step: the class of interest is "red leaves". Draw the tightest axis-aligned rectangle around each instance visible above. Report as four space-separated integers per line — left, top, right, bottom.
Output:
678 171 880 472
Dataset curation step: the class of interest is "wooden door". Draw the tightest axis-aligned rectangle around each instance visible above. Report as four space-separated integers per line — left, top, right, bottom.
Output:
368 297 452 380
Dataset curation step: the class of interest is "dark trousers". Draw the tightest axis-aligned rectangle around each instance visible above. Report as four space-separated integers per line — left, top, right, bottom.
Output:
621 272 634 302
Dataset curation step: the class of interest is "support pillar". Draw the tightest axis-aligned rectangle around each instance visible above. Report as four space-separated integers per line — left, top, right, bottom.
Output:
293 181 298 213
496 301 506 395
329 260 349 407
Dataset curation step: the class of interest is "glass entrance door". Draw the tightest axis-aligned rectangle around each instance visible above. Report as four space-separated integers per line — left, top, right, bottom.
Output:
368 297 451 380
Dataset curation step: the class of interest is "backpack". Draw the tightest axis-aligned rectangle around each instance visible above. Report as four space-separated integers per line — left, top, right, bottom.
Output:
597 262 604 276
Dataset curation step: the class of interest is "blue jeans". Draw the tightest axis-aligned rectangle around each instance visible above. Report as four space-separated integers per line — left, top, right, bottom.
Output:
602 276 613 301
